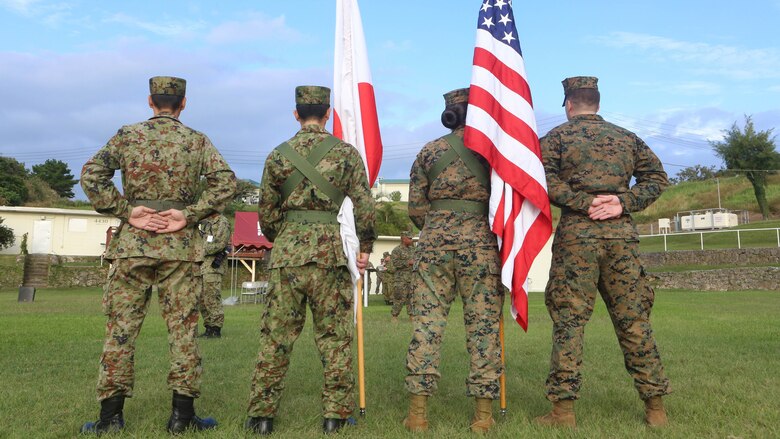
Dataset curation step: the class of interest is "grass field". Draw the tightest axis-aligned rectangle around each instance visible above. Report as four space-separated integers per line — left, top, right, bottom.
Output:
639 219 780 253
1 288 778 438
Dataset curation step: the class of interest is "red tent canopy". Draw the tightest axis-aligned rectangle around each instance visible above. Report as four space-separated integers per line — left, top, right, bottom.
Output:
232 211 272 251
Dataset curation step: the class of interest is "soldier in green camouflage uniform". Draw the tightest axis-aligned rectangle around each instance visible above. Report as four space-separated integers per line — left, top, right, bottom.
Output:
382 252 395 305
402 88 503 433
536 77 671 428
80 76 236 434
245 85 376 436
390 231 415 320
199 213 232 338
376 251 389 302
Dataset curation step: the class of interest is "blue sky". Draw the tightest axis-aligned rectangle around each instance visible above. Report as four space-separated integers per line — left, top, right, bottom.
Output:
1 0 779 200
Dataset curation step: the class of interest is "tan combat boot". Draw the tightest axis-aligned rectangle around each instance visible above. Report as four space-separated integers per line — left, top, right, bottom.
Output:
470 398 496 433
402 394 428 432
534 400 576 428
644 396 668 428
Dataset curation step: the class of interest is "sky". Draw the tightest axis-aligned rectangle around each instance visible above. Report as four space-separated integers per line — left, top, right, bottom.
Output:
1 0 779 200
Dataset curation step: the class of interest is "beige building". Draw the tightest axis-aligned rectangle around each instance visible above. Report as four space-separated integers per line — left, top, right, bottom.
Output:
0 206 119 256
372 178 410 202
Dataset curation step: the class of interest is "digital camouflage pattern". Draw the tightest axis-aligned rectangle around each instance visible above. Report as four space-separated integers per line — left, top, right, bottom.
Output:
83 104 235 403
405 128 504 399
443 87 469 106
81 114 237 261
295 85 331 105
250 119 375 420
200 214 232 328
383 255 395 303
408 127 494 251
247 254 356 418
544 238 671 401
96 258 203 400
390 242 415 318
540 112 671 402
149 76 186 96
257 123 376 269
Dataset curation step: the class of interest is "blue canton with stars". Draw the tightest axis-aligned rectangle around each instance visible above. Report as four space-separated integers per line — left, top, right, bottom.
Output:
477 0 522 56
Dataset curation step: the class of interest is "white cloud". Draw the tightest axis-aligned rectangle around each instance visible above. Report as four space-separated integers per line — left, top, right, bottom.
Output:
0 0 40 14
382 40 413 52
205 13 302 45
104 13 207 38
595 31 780 80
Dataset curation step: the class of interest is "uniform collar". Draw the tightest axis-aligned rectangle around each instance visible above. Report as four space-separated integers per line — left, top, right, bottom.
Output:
571 114 604 122
299 123 328 134
150 112 180 122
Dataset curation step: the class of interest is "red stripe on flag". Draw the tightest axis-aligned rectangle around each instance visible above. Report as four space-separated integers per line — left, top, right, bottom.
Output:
357 82 382 186
510 212 552 330
465 126 551 216
333 110 344 141
472 47 533 107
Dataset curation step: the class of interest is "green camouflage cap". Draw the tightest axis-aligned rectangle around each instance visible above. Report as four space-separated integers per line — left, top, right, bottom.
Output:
561 76 598 106
383 251 390 257
400 230 412 239
295 85 331 105
149 76 186 96
443 88 470 106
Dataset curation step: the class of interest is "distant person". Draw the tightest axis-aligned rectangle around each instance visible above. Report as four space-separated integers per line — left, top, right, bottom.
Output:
80 76 236 434
402 88 503 433
245 85 376 435
536 76 671 428
374 251 388 298
381 251 394 305
199 213 232 338
390 231 415 322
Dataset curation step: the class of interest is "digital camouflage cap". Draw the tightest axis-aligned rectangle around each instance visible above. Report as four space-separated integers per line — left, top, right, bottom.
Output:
295 85 331 105
400 230 412 239
561 76 598 106
443 88 470 106
149 76 186 96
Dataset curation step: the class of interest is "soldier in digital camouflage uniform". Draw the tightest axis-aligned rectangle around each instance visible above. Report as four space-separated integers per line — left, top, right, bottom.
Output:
390 231 415 321
80 76 237 435
402 88 503 434
245 85 376 436
198 213 232 338
382 251 395 305
536 76 671 428
376 251 390 301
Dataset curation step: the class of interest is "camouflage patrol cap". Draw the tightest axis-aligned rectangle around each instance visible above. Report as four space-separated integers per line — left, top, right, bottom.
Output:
400 230 412 239
149 76 186 96
295 85 331 105
561 76 598 106
383 251 390 257
443 88 469 106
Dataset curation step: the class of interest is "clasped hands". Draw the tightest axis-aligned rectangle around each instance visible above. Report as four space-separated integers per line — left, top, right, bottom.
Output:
127 206 187 233
588 194 623 221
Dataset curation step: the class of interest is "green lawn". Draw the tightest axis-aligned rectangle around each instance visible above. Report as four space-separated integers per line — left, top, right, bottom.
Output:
640 221 780 253
0 288 778 438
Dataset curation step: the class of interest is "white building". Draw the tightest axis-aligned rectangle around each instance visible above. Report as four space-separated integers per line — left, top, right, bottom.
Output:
0 206 119 256
372 178 410 202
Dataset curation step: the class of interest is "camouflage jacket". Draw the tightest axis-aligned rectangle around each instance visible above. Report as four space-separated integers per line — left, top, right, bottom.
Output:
258 123 376 269
540 114 669 241
201 214 232 276
81 114 237 261
390 243 415 272
408 127 497 251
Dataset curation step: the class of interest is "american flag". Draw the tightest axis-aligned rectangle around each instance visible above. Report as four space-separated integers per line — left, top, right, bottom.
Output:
464 0 553 331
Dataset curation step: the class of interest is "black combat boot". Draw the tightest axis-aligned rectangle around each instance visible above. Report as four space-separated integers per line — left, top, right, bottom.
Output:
245 416 274 435
166 392 217 434
323 417 355 434
80 395 125 435
200 326 221 338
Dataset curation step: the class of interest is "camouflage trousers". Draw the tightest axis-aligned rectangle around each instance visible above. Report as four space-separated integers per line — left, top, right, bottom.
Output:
383 275 394 304
391 270 413 317
199 275 224 328
405 248 504 399
373 272 383 295
96 258 203 401
544 238 671 401
248 264 355 419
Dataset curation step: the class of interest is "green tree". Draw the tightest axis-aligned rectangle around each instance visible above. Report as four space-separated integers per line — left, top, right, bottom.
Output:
670 164 718 184
24 175 62 206
712 116 780 220
0 217 14 250
235 179 258 202
389 191 402 202
0 156 29 206
375 202 413 236
31 159 78 199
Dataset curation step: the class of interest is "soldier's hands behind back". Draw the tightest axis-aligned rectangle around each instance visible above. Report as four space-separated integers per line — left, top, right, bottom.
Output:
155 209 188 233
588 194 623 221
128 206 168 232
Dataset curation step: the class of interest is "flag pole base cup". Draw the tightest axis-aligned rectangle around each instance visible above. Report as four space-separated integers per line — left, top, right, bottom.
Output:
18 286 36 302
500 409 507 417
359 408 366 417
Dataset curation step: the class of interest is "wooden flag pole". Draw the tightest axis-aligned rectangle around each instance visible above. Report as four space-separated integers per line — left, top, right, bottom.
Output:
499 313 507 415
356 279 367 416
